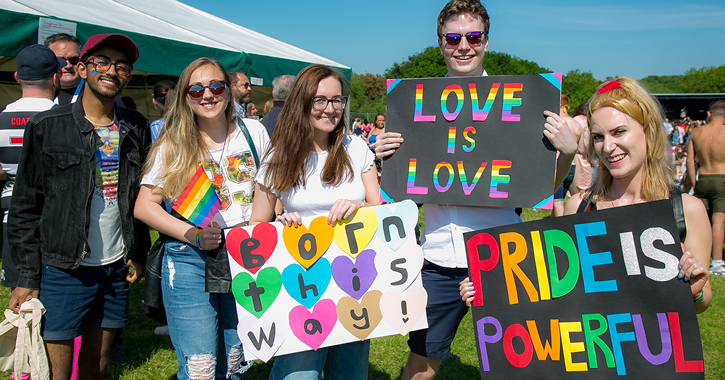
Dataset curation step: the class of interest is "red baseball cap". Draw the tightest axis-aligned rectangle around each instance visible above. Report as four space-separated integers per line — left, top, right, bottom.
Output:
80 33 139 64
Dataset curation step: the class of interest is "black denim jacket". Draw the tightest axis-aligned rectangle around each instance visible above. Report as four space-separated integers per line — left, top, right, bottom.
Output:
7 99 151 290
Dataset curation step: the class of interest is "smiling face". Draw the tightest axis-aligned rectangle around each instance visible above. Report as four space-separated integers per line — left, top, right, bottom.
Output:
187 64 229 122
438 13 488 77
591 106 647 182
309 76 343 138
79 46 131 99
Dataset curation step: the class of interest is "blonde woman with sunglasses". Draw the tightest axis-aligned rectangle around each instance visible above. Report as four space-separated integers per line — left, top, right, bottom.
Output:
135 57 270 379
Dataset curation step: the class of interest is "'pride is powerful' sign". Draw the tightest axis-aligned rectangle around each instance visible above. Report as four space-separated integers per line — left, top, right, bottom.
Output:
464 200 704 379
225 200 427 361
381 74 560 208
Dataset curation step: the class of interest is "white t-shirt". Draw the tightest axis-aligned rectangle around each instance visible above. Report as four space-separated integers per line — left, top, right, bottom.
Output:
256 135 374 219
141 119 270 227
422 69 522 268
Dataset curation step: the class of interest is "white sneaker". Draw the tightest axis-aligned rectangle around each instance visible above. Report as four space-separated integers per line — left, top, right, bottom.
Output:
710 263 725 276
154 325 170 335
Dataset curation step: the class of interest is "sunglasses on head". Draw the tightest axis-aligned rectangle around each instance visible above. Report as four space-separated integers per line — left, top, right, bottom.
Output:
187 80 226 99
439 31 487 47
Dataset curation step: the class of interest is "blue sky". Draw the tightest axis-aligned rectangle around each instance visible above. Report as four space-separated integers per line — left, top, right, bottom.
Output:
179 0 725 80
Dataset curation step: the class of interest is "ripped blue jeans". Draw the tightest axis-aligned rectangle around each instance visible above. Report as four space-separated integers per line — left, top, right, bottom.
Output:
162 240 250 379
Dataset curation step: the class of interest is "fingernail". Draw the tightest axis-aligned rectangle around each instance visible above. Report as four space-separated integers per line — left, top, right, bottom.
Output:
468 282 473 286
684 276 689 282
470 290 476 295
677 272 683 279
678 265 682 270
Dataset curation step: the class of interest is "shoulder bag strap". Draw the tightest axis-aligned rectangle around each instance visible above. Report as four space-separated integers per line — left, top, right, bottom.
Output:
237 118 259 168
670 187 687 241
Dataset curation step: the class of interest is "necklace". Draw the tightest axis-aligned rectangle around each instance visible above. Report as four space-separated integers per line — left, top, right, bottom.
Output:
206 128 230 176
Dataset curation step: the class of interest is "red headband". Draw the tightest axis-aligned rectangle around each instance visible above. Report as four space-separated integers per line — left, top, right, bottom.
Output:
597 80 621 94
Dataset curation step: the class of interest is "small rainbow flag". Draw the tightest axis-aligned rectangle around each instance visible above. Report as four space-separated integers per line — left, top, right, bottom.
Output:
172 165 221 228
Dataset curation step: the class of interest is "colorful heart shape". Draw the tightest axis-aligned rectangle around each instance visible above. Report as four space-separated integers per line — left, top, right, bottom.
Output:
374 243 424 291
380 286 428 335
283 216 334 268
226 223 277 274
331 249 377 300
231 267 282 318
336 290 383 340
333 207 378 258
281 258 331 309
373 200 418 251
289 299 338 350
237 314 286 362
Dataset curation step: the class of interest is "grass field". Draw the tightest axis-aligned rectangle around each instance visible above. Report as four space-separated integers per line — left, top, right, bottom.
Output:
1 208 724 379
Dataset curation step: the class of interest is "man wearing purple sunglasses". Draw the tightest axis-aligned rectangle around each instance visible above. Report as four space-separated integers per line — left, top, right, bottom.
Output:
373 1 580 379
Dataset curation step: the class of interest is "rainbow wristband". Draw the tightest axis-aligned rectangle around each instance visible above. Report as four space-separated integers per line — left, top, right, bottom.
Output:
195 229 203 250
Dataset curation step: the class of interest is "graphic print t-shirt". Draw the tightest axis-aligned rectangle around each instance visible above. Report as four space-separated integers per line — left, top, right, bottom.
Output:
83 120 125 266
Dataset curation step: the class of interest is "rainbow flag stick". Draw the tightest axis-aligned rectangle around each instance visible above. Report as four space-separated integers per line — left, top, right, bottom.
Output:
172 165 221 228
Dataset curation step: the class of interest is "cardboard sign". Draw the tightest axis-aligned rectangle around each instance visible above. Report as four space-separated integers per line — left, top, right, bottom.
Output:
381 74 562 208
464 200 704 379
226 200 427 362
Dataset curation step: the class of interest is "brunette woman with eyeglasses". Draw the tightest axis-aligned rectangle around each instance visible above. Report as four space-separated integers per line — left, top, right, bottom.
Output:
249 64 381 380
135 57 270 379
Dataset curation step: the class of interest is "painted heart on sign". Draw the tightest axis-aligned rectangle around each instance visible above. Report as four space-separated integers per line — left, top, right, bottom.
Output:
336 290 383 340
231 267 282 318
374 200 418 250
283 216 334 268
237 314 286 363
374 243 424 291
281 258 331 309
289 299 338 350
331 249 377 300
226 223 277 274
380 286 428 335
333 207 377 259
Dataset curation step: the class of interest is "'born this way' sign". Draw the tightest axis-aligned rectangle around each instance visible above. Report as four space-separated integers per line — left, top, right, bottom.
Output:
465 200 704 379
381 74 561 208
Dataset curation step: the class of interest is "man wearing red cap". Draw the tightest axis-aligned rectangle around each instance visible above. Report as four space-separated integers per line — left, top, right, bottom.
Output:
7 34 151 380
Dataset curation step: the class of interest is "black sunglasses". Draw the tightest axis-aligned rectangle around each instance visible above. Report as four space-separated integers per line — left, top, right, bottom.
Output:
439 31 487 47
187 80 226 99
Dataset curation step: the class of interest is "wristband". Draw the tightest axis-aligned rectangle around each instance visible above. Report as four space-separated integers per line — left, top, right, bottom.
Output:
693 290 704 303
195 229 203 250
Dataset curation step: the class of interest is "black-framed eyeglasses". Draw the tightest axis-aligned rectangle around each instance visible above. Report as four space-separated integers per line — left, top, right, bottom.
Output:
438 31 487 47
311 96 347 111
86 56 132 76
187 80 227 99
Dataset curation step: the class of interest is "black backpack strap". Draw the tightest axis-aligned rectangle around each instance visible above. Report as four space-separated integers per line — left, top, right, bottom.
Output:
576 193 596 213
670 187 687 241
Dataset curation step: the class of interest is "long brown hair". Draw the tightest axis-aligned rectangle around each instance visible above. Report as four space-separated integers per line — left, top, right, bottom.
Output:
261 64 352 192
585 77 675 202
142 57 234 199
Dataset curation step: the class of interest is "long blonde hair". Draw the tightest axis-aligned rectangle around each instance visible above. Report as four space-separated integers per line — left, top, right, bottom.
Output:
141 57 235 199
585 77 675 202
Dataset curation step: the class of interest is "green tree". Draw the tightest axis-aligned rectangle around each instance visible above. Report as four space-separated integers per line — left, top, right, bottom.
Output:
562 69 602 110
681 65 725 93
639 75 684 93
482 51 550 75
350 72 386 114
384 46 447 79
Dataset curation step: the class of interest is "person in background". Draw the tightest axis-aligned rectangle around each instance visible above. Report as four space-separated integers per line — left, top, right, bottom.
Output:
0 44 63 290
229 70 251 117
246 101 257 117
262 99 273 117
261 74 295 136
249 64 380 380
135 57 268 380
150 80 176 142
687 100 725 276
44 33 82 105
